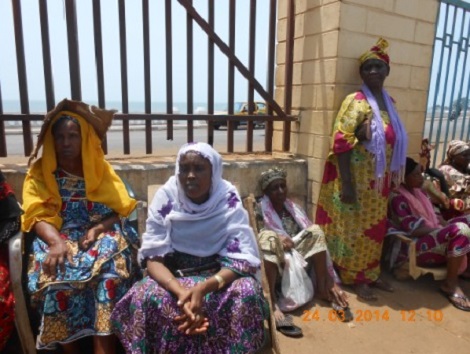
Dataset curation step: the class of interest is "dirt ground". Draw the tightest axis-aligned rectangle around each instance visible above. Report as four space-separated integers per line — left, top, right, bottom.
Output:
261 271 470 354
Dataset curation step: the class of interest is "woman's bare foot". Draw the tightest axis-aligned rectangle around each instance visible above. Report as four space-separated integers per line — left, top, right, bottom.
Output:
273 303 285 322
316 277 349 308
372 277 394 292
354 283 378 301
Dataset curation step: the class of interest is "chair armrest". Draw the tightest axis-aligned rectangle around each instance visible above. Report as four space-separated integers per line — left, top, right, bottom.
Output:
136 201 148 237
394 233 412 244
8 232 37 354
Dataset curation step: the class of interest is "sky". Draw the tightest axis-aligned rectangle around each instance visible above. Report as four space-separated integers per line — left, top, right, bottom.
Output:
0 0 272 111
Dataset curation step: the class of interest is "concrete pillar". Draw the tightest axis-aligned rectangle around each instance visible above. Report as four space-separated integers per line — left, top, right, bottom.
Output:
275 0 439 216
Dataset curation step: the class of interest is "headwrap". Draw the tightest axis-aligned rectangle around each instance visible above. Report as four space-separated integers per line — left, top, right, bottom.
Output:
22 102 136 232
443 140 470 165
259 167 287 192
358 38 408 189
139 142 260 266
359 37 390 65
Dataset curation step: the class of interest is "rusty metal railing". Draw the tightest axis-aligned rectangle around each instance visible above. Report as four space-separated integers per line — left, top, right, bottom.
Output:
0 0 296 158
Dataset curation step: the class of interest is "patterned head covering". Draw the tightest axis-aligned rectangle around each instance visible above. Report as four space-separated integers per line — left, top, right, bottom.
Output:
259 167 287 192
446 140 470 161
359 37 390 65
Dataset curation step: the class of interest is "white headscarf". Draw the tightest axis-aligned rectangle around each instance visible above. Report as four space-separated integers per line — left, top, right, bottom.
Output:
139 142 260 266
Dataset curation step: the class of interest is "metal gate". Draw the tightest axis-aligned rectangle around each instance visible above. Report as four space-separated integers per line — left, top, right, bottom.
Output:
0 0 296 157
426 0 470 166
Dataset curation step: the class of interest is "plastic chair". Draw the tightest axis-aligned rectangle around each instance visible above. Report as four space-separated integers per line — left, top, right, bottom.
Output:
8 231 36 354
387 232 447 281
243 193 281 354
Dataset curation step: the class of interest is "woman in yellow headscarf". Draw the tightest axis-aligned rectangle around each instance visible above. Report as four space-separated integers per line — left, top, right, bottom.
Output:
22 99 139 354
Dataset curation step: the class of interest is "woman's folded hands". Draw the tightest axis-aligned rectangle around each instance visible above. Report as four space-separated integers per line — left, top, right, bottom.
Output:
174 284 209 335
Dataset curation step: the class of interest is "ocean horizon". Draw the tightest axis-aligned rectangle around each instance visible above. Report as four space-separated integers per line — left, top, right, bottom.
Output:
1 99 230 126
1 99 229 114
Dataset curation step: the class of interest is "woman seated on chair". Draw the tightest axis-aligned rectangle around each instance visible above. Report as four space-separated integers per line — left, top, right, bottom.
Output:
438 140 470 218
0 170 22 351
255 168 350 337
388 157 470 311
111 142 268 353
21 100 139 353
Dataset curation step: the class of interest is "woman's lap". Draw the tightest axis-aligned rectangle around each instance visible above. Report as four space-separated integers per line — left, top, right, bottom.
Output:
28 230 138 349
416 221 470 266
112 275 268 354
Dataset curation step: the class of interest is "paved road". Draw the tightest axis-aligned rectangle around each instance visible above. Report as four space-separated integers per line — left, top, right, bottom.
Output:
3 125 267 161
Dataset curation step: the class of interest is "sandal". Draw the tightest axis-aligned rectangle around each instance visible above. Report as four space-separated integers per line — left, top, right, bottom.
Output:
372 278 394 293
354 283 378 301
439 288 470 312
331 302 354 322
275 314 303 337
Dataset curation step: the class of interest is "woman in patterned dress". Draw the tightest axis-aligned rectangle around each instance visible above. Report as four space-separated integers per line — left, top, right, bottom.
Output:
0 170 22 350
112 142 268 354
21 100 139 353
389 158 470 311
255 168 350 337
316 38 408 300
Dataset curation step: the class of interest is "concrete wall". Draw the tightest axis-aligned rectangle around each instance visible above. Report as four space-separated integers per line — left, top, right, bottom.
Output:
275 0 439 216
1 155 307 206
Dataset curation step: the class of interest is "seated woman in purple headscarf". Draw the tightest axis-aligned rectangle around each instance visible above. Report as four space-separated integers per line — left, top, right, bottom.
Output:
388 157 470 311
111 142 268 353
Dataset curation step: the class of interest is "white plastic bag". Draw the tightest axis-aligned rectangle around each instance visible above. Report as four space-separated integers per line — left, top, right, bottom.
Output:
278 249 313 312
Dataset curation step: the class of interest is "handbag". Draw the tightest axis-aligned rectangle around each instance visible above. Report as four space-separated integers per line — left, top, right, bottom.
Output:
278 249 313 312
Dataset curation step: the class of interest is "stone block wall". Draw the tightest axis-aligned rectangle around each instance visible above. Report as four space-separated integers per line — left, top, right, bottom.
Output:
275 0 439 217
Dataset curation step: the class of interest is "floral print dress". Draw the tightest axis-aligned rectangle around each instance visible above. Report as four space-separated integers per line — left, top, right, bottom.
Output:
388 189 470 266
111 252 268 354
27 169 139 350
316 91 396 285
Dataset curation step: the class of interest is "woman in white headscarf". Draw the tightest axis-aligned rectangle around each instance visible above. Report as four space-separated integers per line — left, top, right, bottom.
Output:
112 142 268 353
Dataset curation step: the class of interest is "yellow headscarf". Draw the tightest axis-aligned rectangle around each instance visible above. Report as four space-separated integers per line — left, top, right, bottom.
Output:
359 37 390 65
22 110 137 232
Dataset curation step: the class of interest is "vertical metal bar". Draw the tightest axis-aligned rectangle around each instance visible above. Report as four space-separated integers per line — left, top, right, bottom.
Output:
38 0 55 111
11 0 33 156
283 0 295 152
265 0 276 152
0 83 6 157
92 0 105 108
118 0 130 154
455 10 470 139
207 0 215 146
143 0 152 154
439 7 459 159
92 0 107 153
246 0 256 152
227 0 236 152
448 7 466 139
429 3 448 164
186 0 194 142
65 0 81 100
165 0 174 140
